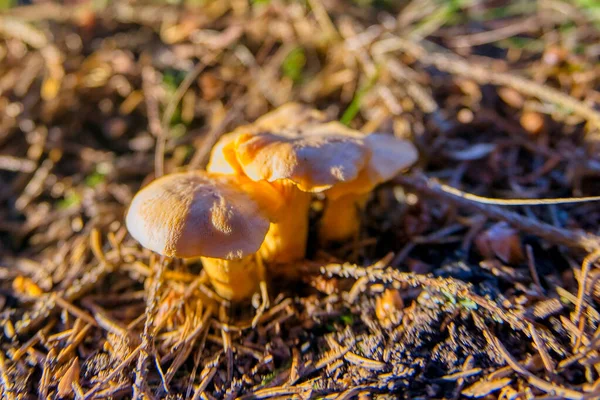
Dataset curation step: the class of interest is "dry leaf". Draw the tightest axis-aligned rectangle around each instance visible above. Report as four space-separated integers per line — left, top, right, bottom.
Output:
475 222 524 264
57 357 80 398
375 288 404 324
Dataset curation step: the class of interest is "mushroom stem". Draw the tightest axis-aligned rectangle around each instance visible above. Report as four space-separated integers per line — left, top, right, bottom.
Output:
319 192 370 243
200 255 261 301
258 181 312 264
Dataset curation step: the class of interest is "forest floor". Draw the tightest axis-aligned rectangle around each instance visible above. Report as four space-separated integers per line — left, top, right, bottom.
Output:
1 1 600 399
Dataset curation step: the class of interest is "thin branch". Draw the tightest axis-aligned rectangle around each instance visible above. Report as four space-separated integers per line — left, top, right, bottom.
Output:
83 345 142 400
435 182 600 206
395 174 600 252
372 37 600 130
0 351 15 400
133 257 167 399
156 61 210 177
572 250 600 340
322 262 527 332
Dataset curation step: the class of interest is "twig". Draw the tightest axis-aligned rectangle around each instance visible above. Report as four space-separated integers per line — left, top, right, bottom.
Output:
2 3 88 22
83 345 142 400
344 351 386 371
529 323 555 374
191 354 221 400
236 386 306 400
372 37 600 130
526 245 543 293
185 341 207 400
133 257 167 399
478 317 588 400
307 0 339 42
15 156 59 211
0 155 37 173
0 351 15 400
322 262 527 332
187 100 245 171
450 17 539 48
155 354 170 395
15 229 113 334
142 62 163 151
572 250 600 343
431 182 600 206
0 16 48 48
53 295 98 327
156 61 210 177
56 323 93 363
164 306 213 382
395 174 600 252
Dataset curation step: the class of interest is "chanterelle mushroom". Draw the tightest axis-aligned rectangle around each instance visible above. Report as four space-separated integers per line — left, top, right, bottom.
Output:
319 133 418 243
207 105 370 264
206 102 330 176
126 171 283 301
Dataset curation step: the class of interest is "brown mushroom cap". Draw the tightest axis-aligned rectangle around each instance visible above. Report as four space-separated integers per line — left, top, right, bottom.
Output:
126 171 270 260
326 134 418 199
208 121 369 192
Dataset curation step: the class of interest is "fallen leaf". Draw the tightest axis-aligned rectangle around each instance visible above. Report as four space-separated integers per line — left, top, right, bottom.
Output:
475 222 524 264
57 357 80 398
376 288 404 324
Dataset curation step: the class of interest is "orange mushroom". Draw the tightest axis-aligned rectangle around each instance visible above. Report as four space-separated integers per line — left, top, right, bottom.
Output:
319 133 418 243
207 106 369 264
207 103 418 259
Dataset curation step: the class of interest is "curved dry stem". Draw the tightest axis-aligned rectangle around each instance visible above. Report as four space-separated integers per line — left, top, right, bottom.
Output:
396 174 600 252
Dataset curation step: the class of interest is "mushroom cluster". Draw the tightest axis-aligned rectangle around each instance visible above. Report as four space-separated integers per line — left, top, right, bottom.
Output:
207 103 418 259
207 104 370 265
126 103 418 304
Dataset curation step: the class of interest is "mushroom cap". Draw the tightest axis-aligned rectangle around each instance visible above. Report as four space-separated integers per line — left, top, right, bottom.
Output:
126 171 271 260
205 132 244 175
208 121 369 192
326 134 418 200
207 102 330 178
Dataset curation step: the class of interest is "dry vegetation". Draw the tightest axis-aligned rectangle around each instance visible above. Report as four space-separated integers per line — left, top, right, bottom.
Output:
1 0 600 398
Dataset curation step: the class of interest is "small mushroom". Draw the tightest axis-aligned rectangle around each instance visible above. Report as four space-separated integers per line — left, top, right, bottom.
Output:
126 171 283 301
319 133 418 243
207 106 369 264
